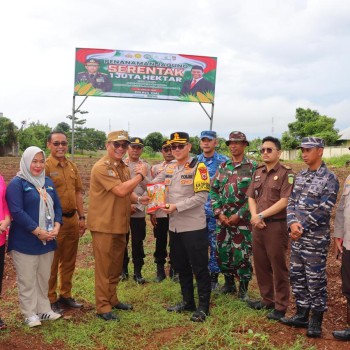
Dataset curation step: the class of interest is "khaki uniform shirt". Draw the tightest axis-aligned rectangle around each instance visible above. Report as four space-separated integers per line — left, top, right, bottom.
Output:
45 156 83 213
334 175 350 250
246 162 294 219
152 158 209 232
124 157 151 218
87 155 131 234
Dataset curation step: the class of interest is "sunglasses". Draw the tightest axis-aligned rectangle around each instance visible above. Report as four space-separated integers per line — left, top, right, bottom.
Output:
112 141 128 149
260 147 277 154
171 143 187 150
162 146 172 152
51 141 68 147
130 145 143 150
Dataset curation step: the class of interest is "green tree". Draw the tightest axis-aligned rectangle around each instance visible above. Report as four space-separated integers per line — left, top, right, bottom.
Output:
54 122 71 134
190 136 200 155
281 131 298 150
144 132 164 152
75 127 106 153
0 116 18 148
282 108 339 149
18 121 52 151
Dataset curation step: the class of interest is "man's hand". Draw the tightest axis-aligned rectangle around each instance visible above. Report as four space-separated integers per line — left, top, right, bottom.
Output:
150 214 157 227
131 204 137 215
334 237 343 257
135 163 148 179
78 219 86 236
161 204 177 214
218 214 229 227
290 222 303 241
251 214 262 226
228 214 240 226
139 195 150 205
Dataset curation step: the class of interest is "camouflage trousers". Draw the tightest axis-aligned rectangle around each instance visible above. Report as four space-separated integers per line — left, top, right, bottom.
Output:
290 236 330 311
207 216 221 273
216 223 252 281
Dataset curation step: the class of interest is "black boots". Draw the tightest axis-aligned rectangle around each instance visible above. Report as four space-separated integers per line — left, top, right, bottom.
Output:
281 306 310 328
154 264 166 283
221 274 237 294
133 266 146 284
120 266 129 281
166 300 196 313
238 281 249 301
306 310 324 338
210 272 219 291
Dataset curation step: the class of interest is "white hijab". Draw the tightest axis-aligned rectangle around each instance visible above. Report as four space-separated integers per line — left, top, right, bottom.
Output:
17 146 55 230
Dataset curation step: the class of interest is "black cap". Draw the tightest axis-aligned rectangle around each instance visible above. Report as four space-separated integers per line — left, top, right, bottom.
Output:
85 58 100 65
129 137 144 146
170 132 190 144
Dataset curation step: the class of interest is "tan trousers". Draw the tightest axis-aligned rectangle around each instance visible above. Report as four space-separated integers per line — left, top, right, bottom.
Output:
48 215 80 302
92 232 126 314
12 250 54 318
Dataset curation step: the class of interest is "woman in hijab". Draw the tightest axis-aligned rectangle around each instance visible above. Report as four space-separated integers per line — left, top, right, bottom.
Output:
0 174 11 330
6 146 63 328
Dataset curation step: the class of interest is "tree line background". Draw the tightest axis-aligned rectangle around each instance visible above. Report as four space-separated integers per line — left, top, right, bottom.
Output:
0 107 342 157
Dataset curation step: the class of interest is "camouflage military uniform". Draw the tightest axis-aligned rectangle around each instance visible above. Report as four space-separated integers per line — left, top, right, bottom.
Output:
287 162 339 311
197 151 229 273
210 156 258 280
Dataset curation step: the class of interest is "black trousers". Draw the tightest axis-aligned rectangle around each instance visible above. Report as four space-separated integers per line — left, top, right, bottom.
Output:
153 217 169 265
342 247 350 303
0 245 5 295
123 218 146 270
169 228 211 312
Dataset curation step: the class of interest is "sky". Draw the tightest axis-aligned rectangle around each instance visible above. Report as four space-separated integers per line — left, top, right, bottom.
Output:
1 0 350 141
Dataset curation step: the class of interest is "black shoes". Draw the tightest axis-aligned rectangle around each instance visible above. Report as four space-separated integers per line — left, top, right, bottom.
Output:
112 302 133 311
238 281 249 301
190 310 208 322
280 306 310 328
97 312 119 321
333 328 350 341
133 273 146 284
51 301 64 314
267 309 286 321
306 310 324 338
248 300 274 310
154 264 166 283
58 296 83 308
166 301 196 313
221 274 237 294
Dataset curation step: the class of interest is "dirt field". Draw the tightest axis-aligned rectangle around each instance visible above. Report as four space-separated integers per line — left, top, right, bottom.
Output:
0 157 349 349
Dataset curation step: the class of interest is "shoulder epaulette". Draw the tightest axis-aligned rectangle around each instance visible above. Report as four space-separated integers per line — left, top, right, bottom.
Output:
282 164 292 170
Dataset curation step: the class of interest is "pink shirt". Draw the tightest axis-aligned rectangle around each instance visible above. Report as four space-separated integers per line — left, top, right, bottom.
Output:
0 175 10 247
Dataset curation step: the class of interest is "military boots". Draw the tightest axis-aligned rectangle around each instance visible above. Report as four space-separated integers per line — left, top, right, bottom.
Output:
280 305 310 328
306 310 324 338
221 274 237 294
154 264 166 283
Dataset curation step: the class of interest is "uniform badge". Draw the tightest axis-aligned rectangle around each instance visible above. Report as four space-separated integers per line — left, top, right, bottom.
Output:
107 170 116 177
198 166 208 180
288 174 295 184
274 176 278 180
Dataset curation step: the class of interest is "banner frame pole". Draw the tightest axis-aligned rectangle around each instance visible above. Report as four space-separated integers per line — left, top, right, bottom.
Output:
71 95 88 161
198 102 214 131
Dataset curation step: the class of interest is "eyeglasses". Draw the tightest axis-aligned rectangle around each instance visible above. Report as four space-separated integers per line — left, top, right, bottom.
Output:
171 143 187 150
162 146 171 152
260 147 277 154
51 141 68 147
130 145 143 150
112 141 128 149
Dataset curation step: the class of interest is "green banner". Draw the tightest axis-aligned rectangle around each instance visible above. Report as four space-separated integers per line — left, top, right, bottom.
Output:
74 48 217 103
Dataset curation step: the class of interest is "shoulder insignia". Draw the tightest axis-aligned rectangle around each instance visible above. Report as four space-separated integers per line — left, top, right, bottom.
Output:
194 162 210 192
189 157 198 168
288 173 295 184
283 164 292 170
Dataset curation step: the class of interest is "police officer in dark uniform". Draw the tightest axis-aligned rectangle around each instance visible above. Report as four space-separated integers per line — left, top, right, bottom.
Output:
76 59 113 92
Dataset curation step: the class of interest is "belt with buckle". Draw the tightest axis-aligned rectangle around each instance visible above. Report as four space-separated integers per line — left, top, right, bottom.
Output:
264 218 286 223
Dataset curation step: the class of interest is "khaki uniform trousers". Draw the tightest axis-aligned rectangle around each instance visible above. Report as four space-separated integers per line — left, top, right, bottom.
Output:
92 231 126 314
12 250 54 318
48 215 80 302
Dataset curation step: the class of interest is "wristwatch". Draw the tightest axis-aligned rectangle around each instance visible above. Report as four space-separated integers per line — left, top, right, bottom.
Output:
258 213 264 220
